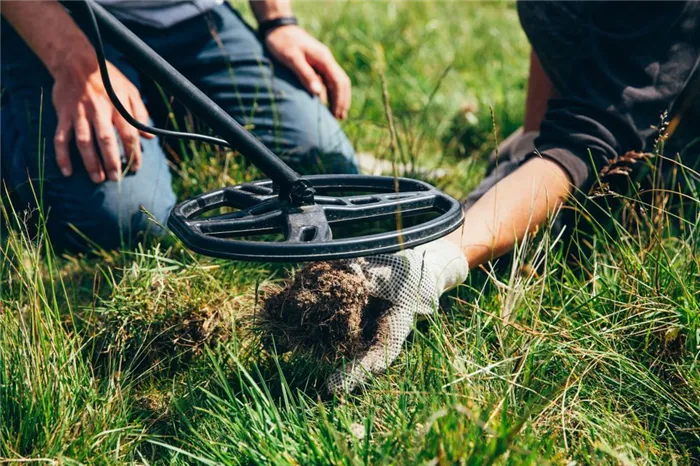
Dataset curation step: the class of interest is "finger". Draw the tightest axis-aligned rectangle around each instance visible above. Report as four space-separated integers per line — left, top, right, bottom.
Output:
129 94 155 140
286 52 326 98
331 69 351 120
326 309 413 394
338 73 351 120
318 83 329 107
73 110 104 183
308 48 351 119
54 115 74 177
91 107 122 181
324 66 351 120
115 114 142 173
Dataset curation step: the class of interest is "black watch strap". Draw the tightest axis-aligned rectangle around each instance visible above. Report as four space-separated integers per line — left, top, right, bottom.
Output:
258 16 299 38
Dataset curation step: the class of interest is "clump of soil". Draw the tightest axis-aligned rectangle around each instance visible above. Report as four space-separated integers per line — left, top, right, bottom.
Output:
259 261 391 360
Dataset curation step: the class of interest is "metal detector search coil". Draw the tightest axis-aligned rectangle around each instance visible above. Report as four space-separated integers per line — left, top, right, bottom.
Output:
168 175 464 262
65 0 465 262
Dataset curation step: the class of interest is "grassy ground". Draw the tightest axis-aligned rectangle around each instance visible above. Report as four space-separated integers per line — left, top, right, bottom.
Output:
2 1 699 464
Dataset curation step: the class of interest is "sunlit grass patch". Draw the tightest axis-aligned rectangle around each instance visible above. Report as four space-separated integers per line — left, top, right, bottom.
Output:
2 1 699 464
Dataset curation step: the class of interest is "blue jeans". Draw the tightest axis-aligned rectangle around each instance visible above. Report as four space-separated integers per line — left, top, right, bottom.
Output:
1 3 358 252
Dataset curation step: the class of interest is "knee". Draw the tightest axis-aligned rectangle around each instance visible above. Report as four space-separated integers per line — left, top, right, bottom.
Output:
46 142 176 252
282 137 359 175
98 180 175 248
276 100 359 175
517 1 554 37
516 0 541 40
47 180 175 252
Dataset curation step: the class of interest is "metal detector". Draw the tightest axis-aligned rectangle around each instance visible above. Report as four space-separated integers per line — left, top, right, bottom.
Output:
62 0 464 262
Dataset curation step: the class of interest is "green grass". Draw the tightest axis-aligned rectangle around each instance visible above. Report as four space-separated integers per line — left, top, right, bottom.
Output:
2 2 699 464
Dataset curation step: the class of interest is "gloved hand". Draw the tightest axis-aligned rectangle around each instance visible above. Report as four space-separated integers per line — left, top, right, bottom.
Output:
327 238 469 393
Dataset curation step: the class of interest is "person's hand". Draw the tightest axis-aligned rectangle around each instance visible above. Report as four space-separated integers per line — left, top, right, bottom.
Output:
52 59 154 183
265 25 351 120
327 239 469 393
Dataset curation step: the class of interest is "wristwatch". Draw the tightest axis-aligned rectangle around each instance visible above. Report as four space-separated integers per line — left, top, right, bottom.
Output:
257 16 299 39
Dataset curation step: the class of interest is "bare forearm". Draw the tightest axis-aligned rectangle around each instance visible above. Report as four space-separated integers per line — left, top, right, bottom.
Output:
450 158 572 268
249 0 293 22
451 51 566 268
1 0 96 79
3 0 153 182
523 50 556 132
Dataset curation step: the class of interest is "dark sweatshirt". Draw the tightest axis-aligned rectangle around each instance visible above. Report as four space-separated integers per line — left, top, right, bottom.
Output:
517 1 700 192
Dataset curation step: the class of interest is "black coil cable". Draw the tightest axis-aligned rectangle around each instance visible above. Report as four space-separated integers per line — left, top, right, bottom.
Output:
80 0 233 149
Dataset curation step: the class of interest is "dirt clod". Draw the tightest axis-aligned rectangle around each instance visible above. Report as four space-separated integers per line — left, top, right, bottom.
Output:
259 261 391 360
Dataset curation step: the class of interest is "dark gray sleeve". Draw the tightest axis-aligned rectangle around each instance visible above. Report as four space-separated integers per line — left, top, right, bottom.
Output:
518 0 700 192
532 99 645 191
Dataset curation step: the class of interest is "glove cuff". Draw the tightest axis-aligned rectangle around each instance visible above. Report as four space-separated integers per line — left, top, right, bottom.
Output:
413 239 469 292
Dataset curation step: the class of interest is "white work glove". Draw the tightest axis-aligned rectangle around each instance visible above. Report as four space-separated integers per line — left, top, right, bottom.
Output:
327 238 469 393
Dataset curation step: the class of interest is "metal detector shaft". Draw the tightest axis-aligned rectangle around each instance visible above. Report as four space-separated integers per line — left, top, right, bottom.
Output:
56 1 466 262
62 0 304 200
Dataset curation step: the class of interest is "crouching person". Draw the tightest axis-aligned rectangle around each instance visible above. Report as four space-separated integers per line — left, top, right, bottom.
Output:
1 0 357 252
264 1 700 393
